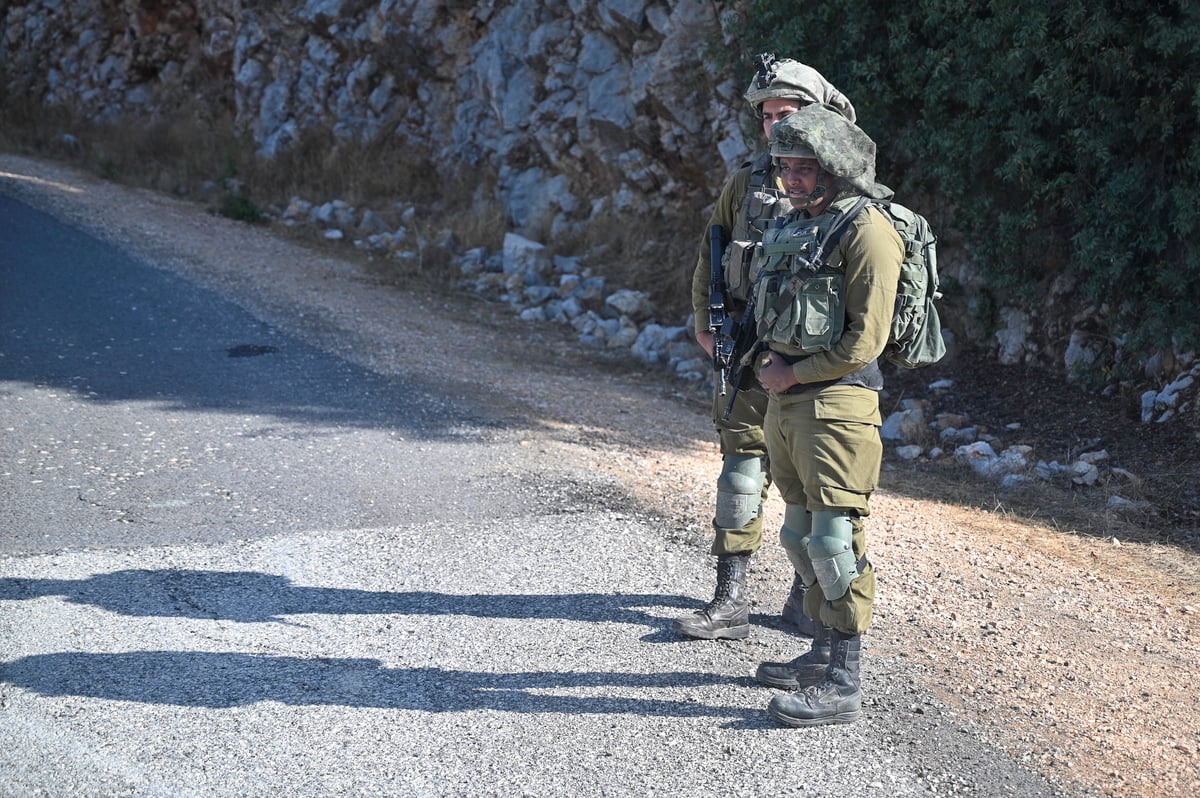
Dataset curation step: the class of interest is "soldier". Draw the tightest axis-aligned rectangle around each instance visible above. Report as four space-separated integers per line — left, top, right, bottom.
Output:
676 56 856 641
750 104 902 725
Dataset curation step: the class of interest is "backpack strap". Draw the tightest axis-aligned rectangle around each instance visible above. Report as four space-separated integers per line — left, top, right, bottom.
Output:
809 196 872 268
746 151 774 191
737 152 778 239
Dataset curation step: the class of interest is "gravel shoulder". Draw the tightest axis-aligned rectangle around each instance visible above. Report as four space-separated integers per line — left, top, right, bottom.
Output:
3 154 1198 797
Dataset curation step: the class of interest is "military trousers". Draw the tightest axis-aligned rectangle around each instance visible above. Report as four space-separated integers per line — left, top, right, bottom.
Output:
709 381 770 556
764 384 882 634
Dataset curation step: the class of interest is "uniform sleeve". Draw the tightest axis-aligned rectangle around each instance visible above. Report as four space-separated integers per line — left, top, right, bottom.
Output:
790 205 903 384
691 168 751 336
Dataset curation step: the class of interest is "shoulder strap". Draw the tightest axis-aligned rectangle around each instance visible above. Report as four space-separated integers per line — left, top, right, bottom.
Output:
809 196 872 268
733 152 784 247
747 151 774 190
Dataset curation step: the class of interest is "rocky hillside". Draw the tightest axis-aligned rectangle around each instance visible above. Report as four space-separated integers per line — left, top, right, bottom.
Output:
4 0 1199 462
2 0 741 238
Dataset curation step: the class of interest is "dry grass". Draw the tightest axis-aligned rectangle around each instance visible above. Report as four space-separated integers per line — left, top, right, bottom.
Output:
0 90 242 196
0 96 700 320
559 205 696 319
2 97 514 286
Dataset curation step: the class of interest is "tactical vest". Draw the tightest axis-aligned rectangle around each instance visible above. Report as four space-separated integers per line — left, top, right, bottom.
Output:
751 196 862 354
723 153 790 303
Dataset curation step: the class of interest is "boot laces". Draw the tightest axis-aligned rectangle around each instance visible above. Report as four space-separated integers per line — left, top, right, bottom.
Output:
699 575 739 616
800 674 844 701
701 590 733 615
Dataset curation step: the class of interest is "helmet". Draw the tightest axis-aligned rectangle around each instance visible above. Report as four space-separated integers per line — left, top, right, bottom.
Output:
768 104 891 198
743 53 856 123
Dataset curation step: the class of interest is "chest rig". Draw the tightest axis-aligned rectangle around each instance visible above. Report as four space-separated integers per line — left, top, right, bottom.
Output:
724 153 790 303
751 197 867 353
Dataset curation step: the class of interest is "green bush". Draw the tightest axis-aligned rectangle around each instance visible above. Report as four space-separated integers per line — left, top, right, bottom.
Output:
219 192 266 224
726 0 1200 360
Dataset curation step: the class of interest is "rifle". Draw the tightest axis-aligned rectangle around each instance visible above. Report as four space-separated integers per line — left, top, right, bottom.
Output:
721 286 765 422
708 225 736 396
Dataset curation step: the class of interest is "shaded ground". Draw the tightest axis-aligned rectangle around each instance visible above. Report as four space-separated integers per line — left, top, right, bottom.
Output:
882 355 1200 546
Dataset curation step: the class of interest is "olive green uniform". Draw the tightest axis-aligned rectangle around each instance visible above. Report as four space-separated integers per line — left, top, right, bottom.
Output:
675 56 857 642
758 197 902 633
689 155 788 556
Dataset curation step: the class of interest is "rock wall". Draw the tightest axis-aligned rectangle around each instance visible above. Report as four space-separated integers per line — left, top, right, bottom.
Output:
2 0 747 239
6 0 1199 417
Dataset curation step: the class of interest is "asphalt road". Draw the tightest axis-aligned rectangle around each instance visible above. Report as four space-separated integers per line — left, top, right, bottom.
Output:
0 181 1068 797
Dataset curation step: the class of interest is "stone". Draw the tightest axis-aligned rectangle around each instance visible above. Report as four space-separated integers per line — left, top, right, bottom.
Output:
502 232 552 277
881 408 926 444
605 289 655 322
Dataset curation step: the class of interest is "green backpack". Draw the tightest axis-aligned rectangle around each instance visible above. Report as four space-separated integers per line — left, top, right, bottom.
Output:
776 196 947 369
870 199 946 368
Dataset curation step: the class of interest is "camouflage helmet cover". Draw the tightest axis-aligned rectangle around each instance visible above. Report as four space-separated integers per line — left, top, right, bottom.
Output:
743 54 856 123
768 104 891 198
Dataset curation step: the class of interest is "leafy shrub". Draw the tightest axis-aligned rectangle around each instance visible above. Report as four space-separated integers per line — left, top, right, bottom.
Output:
726 0 1200 361
219 192 265 224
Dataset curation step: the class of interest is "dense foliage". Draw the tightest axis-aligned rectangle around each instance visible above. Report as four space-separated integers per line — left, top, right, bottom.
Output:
725 0 1200 361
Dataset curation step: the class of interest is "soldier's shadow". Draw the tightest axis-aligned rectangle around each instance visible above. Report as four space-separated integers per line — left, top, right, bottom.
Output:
0 650 760 719
0 569 769 720
0 569 695 630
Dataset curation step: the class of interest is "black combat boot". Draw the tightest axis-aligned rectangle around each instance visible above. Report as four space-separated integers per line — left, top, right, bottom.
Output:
766 628 862 726
754 621 830 689
779 572 817 637
672 553 750 640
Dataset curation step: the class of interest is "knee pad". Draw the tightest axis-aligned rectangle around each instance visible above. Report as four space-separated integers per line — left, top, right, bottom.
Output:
778 504 814 585
808 511 859 600
715 455 765 530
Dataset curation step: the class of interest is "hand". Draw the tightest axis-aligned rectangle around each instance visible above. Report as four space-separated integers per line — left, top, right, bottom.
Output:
696 330 715 358
758 353 797 394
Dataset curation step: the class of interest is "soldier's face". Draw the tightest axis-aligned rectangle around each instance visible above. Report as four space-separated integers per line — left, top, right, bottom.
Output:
760 99 802 140
779 157 827 212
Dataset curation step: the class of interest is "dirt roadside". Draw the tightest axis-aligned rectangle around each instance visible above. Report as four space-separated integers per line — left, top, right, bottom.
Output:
2 153 1198 797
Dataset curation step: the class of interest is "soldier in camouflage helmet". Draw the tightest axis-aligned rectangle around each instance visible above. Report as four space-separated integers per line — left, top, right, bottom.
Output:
679 55 857 642
750 104 902 726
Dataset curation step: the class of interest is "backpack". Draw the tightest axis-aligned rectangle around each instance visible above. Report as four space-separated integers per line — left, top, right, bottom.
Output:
868 199 946 368
775 196 947 369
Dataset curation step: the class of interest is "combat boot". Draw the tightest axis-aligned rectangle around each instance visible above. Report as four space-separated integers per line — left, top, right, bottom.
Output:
779 572 817 637
766 628 862 726
754 621 830 689
673 553 750 640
